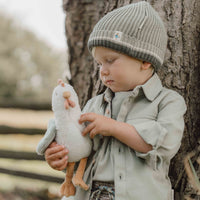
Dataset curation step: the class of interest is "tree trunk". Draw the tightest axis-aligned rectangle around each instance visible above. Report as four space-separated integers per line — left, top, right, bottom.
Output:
63 0 200 199
63 0 106 107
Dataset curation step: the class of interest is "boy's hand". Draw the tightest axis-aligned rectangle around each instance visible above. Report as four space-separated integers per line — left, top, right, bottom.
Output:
45 142 69 171
79 113 116 138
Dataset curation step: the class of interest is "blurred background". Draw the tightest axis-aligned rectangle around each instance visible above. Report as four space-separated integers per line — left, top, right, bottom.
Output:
0 0 69 199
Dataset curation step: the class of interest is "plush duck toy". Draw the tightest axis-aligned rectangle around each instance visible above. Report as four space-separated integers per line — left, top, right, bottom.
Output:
36 79 92 198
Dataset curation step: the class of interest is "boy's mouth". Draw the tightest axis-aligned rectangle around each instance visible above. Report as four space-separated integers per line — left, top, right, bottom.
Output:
105 80 114 85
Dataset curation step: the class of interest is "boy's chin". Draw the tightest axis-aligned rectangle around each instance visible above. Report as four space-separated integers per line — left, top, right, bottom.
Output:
109 87 121 93
110 87 133 93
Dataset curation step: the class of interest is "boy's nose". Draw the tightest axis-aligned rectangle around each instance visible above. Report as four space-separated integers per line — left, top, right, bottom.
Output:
100 65 109 76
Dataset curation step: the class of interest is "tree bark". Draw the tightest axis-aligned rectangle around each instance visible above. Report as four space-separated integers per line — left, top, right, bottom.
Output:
63 0 200 199
63 0 106 107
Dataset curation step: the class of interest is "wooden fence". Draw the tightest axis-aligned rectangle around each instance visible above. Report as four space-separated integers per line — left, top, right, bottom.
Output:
0 115 63 184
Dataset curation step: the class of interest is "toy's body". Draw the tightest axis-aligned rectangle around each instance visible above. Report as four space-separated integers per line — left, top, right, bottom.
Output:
53 80 92 197
53 82 92 162
36 80 92 198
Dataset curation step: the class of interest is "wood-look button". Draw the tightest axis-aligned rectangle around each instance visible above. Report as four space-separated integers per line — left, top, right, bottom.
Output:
106 109 110 115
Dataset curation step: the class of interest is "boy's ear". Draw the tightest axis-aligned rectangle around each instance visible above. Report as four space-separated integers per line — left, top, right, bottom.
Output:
141 62 152 70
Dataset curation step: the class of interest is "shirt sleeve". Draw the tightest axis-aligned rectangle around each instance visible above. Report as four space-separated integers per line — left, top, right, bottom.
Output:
128 92 186 170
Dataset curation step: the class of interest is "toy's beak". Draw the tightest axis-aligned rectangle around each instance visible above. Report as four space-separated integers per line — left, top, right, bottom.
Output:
63 91 71 99
63 91 75 109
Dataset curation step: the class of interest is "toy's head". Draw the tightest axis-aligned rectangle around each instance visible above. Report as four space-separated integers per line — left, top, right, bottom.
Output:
52 79 79 112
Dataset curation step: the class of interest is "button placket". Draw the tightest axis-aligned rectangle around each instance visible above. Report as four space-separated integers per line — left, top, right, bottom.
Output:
104 102 112 117
117 99 130 122
118 172 125 181
118 146 123 154
119 174 122 180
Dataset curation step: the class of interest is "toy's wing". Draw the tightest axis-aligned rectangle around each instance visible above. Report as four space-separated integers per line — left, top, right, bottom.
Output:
36 119 56 155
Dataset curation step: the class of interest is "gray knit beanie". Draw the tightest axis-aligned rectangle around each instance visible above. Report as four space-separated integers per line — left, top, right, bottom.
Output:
88 1 168 69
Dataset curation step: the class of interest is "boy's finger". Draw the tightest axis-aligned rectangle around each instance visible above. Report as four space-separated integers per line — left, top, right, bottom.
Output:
48 142 57 148
47 149 68 161
51 156 68 171
79 113 96 124
46 145 66 156
82 122 95 136
90 129 97 139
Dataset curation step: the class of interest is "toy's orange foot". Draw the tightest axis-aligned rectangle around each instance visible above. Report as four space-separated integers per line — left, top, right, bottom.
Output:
60 180 76 197
72 176 89 191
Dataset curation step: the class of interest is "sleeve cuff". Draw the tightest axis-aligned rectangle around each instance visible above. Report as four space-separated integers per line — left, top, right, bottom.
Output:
132 121 167 168
133 121 167 147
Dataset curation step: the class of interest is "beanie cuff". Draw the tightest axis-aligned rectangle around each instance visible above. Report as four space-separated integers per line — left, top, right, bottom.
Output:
87 2 168 69
88 32 163 69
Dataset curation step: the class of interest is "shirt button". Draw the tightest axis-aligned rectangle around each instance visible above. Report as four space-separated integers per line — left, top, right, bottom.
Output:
119 173 123 180
105 109 110 115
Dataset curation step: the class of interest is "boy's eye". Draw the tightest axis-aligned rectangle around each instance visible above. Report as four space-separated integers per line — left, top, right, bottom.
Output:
94 57 116 67
106 58 115 64
95 61 101 67
96 63 101 68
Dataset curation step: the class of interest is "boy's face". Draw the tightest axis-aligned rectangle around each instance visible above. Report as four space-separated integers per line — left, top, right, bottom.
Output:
93 47 150 92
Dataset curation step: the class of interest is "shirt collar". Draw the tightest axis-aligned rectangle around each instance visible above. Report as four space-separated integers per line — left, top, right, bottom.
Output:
102 73 163 103
103 88 114 103
141 73 163 101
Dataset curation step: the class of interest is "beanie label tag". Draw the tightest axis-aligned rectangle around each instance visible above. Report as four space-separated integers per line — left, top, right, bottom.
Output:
113 31 122 41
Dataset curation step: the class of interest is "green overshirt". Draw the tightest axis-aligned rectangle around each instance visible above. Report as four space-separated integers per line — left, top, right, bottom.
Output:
75 73 186 200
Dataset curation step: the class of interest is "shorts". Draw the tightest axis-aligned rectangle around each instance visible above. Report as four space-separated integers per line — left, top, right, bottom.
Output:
89 181 115 200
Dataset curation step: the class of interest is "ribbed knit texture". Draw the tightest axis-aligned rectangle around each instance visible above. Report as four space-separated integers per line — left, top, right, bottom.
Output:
88 1 168 69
